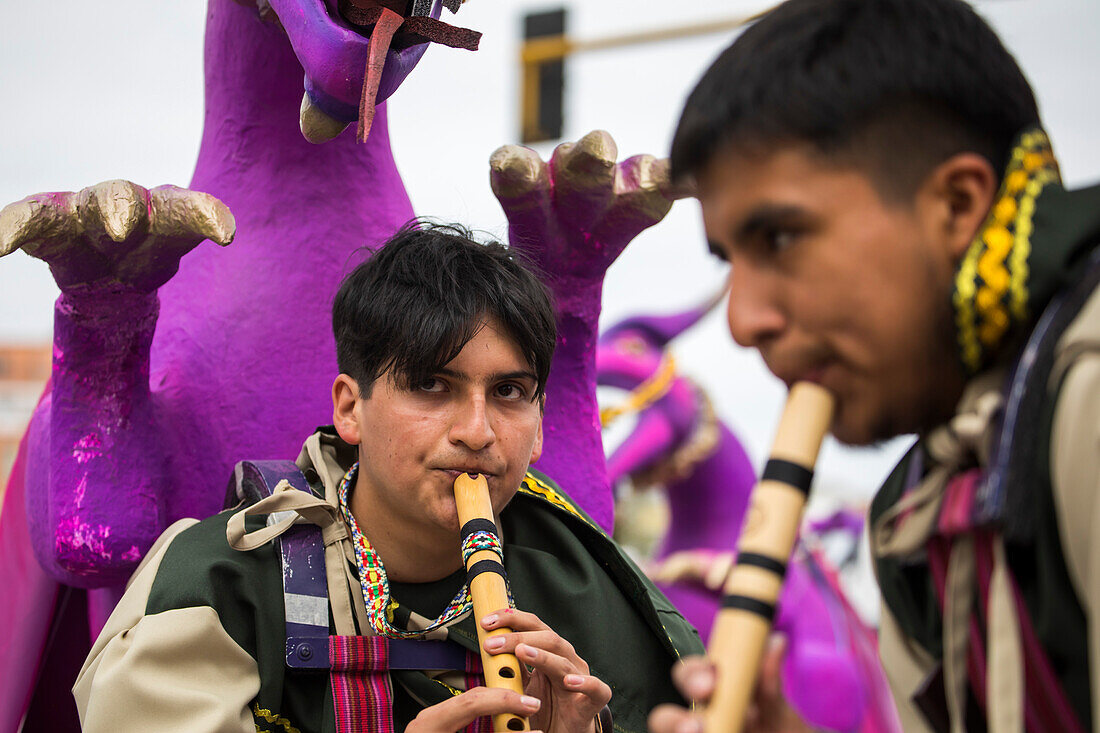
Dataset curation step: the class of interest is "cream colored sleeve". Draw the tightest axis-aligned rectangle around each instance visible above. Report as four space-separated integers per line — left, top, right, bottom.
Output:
73 518 261 732
1049 350 1100 731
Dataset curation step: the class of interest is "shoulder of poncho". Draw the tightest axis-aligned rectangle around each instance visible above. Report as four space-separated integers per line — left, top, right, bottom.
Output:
516 469 600 529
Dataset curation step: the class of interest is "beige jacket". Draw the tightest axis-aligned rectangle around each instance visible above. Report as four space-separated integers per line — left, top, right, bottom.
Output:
72 432 370 732
875 286 1100 732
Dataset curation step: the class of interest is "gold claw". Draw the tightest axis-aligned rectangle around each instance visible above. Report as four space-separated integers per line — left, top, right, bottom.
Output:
489 145 549 199
655 159 698 201
300 93 350 144
551 129 617 190
0 193 75 258
0 199 37 258
77 180 148 243
149 187 236 246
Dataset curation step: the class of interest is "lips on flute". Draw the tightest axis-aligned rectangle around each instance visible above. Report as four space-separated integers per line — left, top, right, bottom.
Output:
704 382 835 733
454 472 531 732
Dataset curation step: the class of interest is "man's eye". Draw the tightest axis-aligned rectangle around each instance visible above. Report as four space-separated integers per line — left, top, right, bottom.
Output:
418 378 445 393
707 240 730 263
496 383 526 400
764 227 797 253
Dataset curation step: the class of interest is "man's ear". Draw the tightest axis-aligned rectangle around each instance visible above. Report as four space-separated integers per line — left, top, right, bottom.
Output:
332 374 362 446
919 152 999 262
529 394 546 465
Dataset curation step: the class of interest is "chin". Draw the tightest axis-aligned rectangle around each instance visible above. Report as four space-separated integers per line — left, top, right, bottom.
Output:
830 400 895 447
436 502 461 534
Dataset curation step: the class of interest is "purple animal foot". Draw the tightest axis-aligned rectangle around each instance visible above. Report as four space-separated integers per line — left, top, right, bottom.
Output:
1 180 234 585
0 180 235 293
489 131 691 528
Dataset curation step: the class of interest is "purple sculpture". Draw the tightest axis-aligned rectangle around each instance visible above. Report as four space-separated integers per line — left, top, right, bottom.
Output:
598 303 901 732
0 2 683 728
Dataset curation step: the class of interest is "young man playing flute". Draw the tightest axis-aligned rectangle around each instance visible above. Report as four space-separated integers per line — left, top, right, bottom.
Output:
75 223 702 732
650 0 1100 730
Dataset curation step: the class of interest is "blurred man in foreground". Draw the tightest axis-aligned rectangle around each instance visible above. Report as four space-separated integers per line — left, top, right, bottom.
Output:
651 0 1100 730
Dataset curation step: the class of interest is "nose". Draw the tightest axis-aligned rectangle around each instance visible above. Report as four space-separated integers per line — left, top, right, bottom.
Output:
725 259 786 349
449 395 495 451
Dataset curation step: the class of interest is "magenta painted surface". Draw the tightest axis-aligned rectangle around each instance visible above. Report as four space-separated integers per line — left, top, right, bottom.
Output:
17 1 418 588
0 410 58 733
2 2 413 725
598 312 900 732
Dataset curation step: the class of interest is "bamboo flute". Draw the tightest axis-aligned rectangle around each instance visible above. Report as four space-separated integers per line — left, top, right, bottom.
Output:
454 472 531 732
704 382 835 733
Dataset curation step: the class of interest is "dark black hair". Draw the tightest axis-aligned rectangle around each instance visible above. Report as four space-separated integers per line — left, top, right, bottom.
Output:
671 0 1041 199
333 221 557 399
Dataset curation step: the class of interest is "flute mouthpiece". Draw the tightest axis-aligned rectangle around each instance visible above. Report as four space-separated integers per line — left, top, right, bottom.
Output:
466 472 480 479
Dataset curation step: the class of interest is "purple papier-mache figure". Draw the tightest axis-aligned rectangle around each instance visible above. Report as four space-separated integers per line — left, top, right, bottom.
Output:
0 2 684 728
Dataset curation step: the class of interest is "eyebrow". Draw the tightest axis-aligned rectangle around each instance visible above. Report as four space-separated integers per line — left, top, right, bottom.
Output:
731 203 812 244
436 367 538 384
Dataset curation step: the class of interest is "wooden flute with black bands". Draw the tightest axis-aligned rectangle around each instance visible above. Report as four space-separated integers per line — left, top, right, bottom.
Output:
454 472 531 732
704 382 835 733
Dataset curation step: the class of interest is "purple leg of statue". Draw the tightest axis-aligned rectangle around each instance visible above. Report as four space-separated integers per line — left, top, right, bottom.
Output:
28 290 164 587
0 427 58 732
542 293 613 527
492 139 683 529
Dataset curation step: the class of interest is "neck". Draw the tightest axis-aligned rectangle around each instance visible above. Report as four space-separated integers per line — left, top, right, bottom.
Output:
349 478 463 584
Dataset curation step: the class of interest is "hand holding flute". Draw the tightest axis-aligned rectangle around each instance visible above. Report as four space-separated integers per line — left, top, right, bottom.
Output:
648 383 835 733
450 472 613 733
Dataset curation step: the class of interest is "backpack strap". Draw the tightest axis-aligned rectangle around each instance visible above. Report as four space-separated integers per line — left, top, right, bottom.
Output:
980 250 1100 540
226 460 478 673
228 460 332 669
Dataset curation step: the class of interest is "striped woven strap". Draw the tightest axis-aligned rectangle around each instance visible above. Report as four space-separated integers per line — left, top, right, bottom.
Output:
329 635 494 732
330 636 394 733
464 653 493 733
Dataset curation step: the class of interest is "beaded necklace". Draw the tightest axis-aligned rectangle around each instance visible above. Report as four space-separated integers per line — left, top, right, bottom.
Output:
337 463 506 638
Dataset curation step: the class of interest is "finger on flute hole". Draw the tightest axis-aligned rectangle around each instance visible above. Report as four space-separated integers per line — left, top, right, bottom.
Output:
481 609 512 628
676 719 704 733
516 643 541 662
672 657 716 702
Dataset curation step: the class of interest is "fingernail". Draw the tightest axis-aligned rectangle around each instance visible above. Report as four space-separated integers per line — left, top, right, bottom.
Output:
482 614 498 626
485 637 504 651
521 695 541 710
676 719 703 733
564 674 584 687
518 644 539 660
686 669 715 698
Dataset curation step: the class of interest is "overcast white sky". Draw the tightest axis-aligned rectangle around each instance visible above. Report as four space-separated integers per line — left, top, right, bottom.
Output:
1 0 1098 503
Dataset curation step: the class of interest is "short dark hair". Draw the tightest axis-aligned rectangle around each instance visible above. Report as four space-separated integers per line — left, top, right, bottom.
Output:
671 0 1041 199
333 221 557 400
